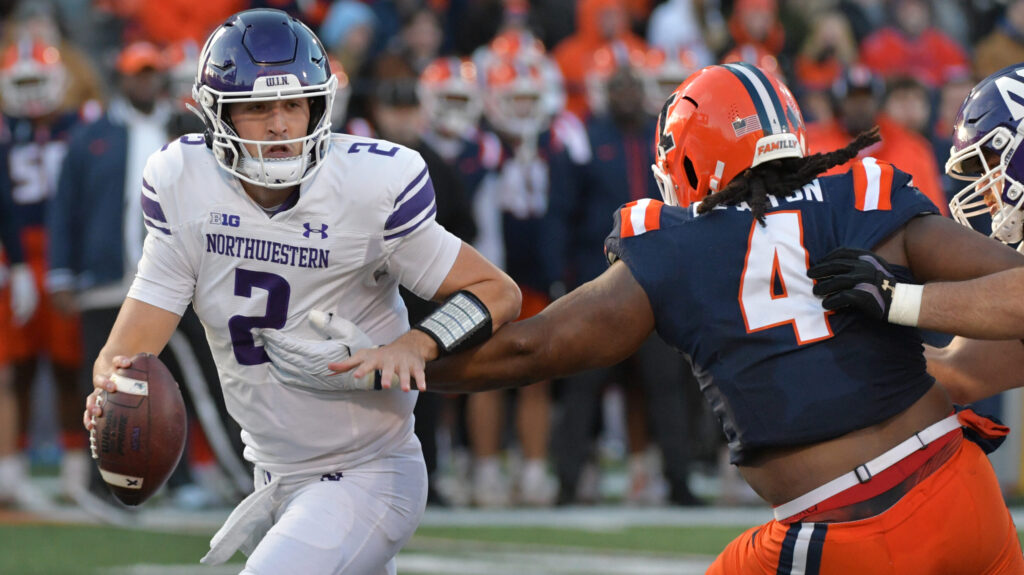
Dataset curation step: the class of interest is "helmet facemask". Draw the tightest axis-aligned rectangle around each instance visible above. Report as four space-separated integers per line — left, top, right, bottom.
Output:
947 125 1024 248
193 74 337 189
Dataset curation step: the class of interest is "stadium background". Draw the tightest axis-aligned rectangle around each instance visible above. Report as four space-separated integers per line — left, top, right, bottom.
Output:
3 0 1024 572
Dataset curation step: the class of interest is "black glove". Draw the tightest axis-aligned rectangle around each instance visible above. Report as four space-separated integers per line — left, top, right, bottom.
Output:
807 248 900 321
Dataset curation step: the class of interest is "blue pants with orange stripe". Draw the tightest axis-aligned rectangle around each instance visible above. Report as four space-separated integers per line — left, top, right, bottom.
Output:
707 438 1024 574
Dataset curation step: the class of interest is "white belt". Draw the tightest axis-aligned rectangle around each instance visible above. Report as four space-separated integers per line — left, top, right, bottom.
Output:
772 413 961 522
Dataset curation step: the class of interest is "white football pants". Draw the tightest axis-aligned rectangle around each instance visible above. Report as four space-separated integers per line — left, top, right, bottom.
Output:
240 438 427 575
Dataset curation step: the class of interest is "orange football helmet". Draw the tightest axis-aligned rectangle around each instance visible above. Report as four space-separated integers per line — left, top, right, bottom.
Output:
0 35 67 118
652 63 806 207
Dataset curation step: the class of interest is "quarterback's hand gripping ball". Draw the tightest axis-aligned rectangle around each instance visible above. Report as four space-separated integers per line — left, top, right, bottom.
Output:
89 353 187 506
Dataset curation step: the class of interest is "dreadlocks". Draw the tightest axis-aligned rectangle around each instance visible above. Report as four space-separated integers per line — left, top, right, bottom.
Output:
697 127 883 224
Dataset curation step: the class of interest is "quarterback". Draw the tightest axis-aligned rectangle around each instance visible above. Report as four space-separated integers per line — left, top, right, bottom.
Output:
83 9 519 574
342 64 1024 573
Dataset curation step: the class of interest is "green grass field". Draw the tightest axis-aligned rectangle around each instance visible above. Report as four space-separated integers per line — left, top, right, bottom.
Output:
0 523 747 575
1 513 1022 575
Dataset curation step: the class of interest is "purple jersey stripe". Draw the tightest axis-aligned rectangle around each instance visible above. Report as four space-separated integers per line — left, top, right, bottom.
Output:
142 178 157 194
144 218 172 235
394 166 429 206
385 178 435 231
384 204 436 240
140 191 167 223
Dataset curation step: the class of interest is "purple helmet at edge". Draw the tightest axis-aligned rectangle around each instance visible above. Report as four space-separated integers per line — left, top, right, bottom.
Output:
947 64 1024 248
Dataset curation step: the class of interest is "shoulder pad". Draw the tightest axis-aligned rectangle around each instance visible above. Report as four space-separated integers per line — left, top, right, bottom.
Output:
614 199 664 239
849 157 912 212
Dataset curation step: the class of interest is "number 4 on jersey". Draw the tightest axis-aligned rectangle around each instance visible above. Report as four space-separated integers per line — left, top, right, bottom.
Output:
739 211 832 344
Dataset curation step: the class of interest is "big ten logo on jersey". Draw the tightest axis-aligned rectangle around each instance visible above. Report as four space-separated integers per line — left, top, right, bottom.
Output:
210 212 241 227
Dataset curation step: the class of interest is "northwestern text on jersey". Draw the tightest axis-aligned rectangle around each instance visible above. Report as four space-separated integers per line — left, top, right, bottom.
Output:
205 233 330 269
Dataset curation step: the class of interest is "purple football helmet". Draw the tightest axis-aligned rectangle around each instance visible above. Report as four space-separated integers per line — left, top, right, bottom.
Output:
193 9 337 188
947 65 1024 248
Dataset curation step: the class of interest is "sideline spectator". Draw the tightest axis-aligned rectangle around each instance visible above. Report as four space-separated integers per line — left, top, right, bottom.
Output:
858 0 969 88
973 0 1024 81
805 65 948 216
552 0 646 118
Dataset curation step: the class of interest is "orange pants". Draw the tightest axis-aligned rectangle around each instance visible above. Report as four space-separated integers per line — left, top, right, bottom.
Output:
0 227 81 366
517 286 550 321
708 438 1024 574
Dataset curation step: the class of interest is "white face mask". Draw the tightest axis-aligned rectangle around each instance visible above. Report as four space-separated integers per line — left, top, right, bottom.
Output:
195 74 339 189
991 204 1024 245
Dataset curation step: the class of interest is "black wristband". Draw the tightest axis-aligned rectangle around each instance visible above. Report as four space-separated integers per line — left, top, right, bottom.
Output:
412 290 493 356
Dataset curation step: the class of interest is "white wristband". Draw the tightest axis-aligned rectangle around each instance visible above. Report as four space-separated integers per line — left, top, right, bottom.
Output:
888 283 923 327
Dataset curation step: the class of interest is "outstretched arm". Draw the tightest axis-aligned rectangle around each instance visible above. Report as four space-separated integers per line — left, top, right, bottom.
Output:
424 260 657 392
809 214 1024 338
331 242 522 391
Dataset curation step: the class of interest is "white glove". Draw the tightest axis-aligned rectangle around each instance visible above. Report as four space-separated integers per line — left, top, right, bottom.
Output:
256 310 379 393
10 264 38 326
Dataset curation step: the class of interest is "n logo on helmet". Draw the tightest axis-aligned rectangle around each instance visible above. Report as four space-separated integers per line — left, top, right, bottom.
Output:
995 69 1024 121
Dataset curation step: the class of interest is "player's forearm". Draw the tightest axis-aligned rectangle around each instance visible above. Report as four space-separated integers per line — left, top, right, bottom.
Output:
917 268 1024 339
462 274 522 331
927 338 1024 403
93 298 181 384
427 263 655 392
426 311 577 392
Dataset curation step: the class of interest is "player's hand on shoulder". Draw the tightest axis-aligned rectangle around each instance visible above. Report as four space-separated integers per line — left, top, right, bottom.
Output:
807 247 922 327
83 355 133 430
329 329 435 393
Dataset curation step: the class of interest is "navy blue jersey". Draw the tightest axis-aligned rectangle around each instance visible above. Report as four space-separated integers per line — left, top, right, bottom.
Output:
605 159 941 464
0 112 80 231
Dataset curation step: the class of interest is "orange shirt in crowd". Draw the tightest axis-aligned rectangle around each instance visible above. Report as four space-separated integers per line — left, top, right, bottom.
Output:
553 0 646 118
805 115 950 216
858 27 969 88
134 0 246 45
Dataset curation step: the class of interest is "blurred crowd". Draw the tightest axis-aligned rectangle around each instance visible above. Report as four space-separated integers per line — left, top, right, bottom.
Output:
0 0 1016 513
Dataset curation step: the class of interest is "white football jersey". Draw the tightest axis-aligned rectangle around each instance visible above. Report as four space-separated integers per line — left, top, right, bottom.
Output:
127 133 461 477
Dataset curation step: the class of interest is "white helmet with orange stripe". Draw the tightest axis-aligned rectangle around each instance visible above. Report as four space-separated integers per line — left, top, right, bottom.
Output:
0 34 68 118
585 41 647 117
642 47 701 115
482 58 549 139
418 56 483 139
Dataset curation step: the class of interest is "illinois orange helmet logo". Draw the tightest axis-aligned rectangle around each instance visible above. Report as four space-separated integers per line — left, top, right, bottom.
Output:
651 62 806 207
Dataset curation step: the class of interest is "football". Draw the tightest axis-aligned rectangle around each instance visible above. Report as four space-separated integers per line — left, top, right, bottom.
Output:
89 353 187 506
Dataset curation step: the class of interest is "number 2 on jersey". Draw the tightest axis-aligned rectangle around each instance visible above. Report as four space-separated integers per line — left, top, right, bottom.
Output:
228 269 291 365
739 211 832 345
